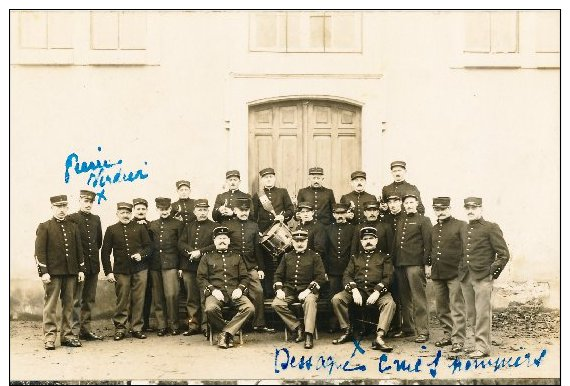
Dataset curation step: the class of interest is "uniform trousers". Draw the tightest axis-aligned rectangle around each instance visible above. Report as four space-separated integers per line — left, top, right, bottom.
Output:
331 290 396 333
142 270 153 327
113 270 148 333
246 269 266 327
271 293 318 333
460 271 493 354
43 275 77 343
71 272 98 335
328 274 343 329
395 265 429 336
182 270 202 330
204 295 255 335
432 277 466 344
150 269 180 330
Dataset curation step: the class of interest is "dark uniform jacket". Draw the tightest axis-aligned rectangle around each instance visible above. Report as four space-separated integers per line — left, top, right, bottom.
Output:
296 186 336 226
351 220 394 256
381 181 425 215
273 249 326 296
340 191 377 225
197 250 249 301
343 250 394 297
149 217 184 271
382 210 404 235
172 198 197 226
323 222 355 275
67 211 102 275
213 189 252 224
178 219 218 272
393 212 432 267
293 219 326 258
252 187 295 233
35 218 85 276
101 221 153 275
458 218 510 281
430 216 466 280
226 218 264 271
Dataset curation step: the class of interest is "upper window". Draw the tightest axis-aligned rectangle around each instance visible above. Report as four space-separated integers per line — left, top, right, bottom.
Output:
464 11 519 54
249 11 362 53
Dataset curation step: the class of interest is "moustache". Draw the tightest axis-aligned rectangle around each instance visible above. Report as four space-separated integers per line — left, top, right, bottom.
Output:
365 243 373 247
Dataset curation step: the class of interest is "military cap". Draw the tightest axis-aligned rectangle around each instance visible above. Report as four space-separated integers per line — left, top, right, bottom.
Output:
332 202 350 213
117 202 133 211
176 180 191 189
308 167 324 175
259 167 275 177
233 197 251 210
296 201 313 211
390 161 407 170
194 198 210 208
155 197 172 209
226 170 241 179
212 226 230 238
402 192 418 200
464 197 483 207
432 197 451 208
79 190 96 201
132 198 148 207
385 194 402 202
350 171 366 180
50 195 68 206
363 200 380 210
291 230 309 240
360 226 378 239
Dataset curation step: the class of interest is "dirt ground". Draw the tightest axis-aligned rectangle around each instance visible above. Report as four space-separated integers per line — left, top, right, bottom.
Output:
9 306 560 383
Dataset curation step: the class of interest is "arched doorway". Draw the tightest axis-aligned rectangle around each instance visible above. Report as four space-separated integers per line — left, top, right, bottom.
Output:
248 98 362 201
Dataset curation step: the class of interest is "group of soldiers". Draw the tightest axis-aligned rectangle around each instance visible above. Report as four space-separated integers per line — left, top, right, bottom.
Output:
34 161 510 358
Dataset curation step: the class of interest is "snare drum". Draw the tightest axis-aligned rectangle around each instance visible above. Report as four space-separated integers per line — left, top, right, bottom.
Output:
260 222 293 258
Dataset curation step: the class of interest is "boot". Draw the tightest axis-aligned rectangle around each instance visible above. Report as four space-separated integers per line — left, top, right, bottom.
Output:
372 331 393 352
217 332 229 349
304 333 314 349
332 324 353 345
294 324 305 343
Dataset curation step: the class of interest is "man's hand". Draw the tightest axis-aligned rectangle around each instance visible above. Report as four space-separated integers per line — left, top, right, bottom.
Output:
352 288 363 306
298 289 311 301
136 219 147 225
131 253 142 262
257 270 265 280
78 272 85 282
274 214 285 222
425 265 432 279
346 212 355 220
106 273 116 283
190 250 201 260
231 288 242 300
324 273 329 281
178 270 183 278
41 273 51 284
366 290 380 305
212 289 224 301
276 289 286 300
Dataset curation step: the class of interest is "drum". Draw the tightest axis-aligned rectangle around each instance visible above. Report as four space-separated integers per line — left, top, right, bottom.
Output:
260 222 293 258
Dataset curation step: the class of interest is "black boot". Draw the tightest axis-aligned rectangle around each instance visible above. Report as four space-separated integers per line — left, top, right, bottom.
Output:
371 332 393 352
332 325 353 345
304 333 314 349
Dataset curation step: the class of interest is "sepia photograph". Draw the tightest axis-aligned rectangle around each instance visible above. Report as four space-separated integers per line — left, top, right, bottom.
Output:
9 7 561 384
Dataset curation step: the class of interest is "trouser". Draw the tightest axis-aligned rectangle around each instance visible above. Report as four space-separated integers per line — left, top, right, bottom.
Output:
142 269 153 327
71 272 98 335
433 277 467 344
331 290 396 333
43 275 77 343
150 269 180 330
246 269 266 327
261 249 279 298
204 295 255 335
396 265 429 336
460 271 493 354
182 270 202 330
388 273 403 331
113 270 148 333
271 293 318 333
328 274 344 329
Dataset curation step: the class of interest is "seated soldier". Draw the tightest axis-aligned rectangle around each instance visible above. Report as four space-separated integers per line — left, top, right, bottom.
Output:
331 227 396 352
197 226 255 349
271 230 326 349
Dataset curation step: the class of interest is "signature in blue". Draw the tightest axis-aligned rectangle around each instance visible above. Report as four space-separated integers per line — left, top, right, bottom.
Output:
64 146 149 204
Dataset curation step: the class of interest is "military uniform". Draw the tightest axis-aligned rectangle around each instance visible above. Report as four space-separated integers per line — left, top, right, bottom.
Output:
178 200 218 332
213 171 253 224
149 198 184 333
67 191 103 338
459 197 510 356
101 203 153 336
351 220 393 256
393 207 432 338
271 238 326 337
340 172 377 226
293 218 326 258
297 167 336 226
171 180 197 226
252 186 294 233
35 195 86 347
382 162 425 215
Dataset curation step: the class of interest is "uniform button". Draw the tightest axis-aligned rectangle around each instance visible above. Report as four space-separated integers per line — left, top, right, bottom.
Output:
437 258 440 260
467 260 470 263
160 249 162 252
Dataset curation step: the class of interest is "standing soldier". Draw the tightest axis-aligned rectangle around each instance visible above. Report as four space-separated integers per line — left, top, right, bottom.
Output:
149 197 184 336
293 202 326 258
430 197 467 353
351 200 393 257
213 170 252 224
272 230 327 349
459 197 510 359
171 180 196 226
323 202 355 333
101 202 152 341
331 227 396 352
35 195 85 350
296 167 336 227
178 199 218 336
340 171 376 225
392 193 432 343
382 161 425 215
68 190 103 341
197 226 255 349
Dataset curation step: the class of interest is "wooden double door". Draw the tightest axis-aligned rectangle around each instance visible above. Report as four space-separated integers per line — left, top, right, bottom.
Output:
248 99 362 201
